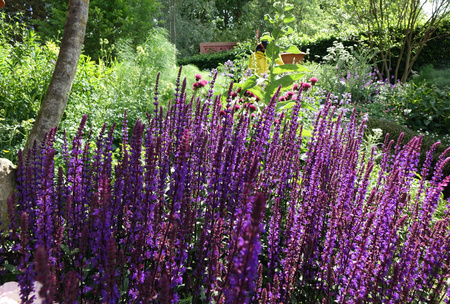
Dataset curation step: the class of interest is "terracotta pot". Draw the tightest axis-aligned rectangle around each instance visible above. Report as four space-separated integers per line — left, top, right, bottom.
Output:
280 52 306 64
0 0 5 9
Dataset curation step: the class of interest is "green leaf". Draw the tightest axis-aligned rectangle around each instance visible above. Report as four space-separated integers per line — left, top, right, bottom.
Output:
283 26 294 35
273 64 309 75
240 75 258 93
265 43 280 64
278 101 296 111
260 34 273 42
302 128 312 137
60 244 70 254
264 14 276 24
60 244 79 255
264 73 305 103
247 88 263 101
178 296 193 303
272 28 282 40
284 3 294 11
302 103 317 111
3 262 18 274
283 14 295 24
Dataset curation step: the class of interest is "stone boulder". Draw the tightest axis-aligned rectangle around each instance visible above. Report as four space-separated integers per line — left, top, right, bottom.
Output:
0 158 16 230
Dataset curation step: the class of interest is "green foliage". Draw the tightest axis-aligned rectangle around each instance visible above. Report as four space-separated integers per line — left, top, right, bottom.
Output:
4 0 161 62
412 64 450 88
214 0 276 42
350 83 404 124
121 0 162 46
414 20 450 69
341 0 450 82
1 0 49 31
158 0 218 58
214 0 252 31
60 28 181 141
177 49 241 71
394 82 450 134
0 15 56 160
303 41 382 105
0 21 205 162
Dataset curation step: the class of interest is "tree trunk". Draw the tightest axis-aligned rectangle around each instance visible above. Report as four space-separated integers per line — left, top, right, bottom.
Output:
23 0 89 156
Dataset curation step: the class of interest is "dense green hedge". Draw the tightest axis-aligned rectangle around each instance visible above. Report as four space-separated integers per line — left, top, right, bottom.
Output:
414 20 450 69
297 20 450 68
177 50 239 70
177 41 253 70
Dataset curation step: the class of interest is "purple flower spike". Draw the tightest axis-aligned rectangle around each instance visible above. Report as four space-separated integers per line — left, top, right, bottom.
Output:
225 193 265 303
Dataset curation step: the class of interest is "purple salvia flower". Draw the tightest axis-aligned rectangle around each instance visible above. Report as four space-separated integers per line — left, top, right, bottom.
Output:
267 197 281 279
159 266 171 304
65 114 88 248
35 246 55 304
413 142 440 213
431 146 450 186
63 270 79 304
35 149 56 251
225 192 265 303
154 72 161 116
103 236 120 303
174 66 182 102
18 212 34 304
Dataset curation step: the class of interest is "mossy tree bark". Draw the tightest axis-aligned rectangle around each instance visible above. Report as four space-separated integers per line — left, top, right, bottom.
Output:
23 0 89 156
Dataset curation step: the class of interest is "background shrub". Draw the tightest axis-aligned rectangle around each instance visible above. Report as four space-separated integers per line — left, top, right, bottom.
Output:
0 21 56 160
393 82 450 134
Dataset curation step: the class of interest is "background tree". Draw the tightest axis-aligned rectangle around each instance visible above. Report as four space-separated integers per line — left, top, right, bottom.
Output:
121 0 162 46
214 0 252 31
23 0 89 155
3 0 161 62
290 0 352 37
208 0 273 44
159 0 217 57
1 0 48 30
346 0 450 82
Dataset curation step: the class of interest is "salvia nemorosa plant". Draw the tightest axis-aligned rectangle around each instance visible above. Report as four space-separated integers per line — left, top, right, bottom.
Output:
2 67 450 303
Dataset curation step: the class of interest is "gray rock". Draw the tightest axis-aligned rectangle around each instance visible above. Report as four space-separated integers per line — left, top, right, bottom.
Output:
0 158 16 230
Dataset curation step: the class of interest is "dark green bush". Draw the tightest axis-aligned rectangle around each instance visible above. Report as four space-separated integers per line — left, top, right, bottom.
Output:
412 64 450 88
177 50 237 70
413 20 450 69
393 82 450 134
